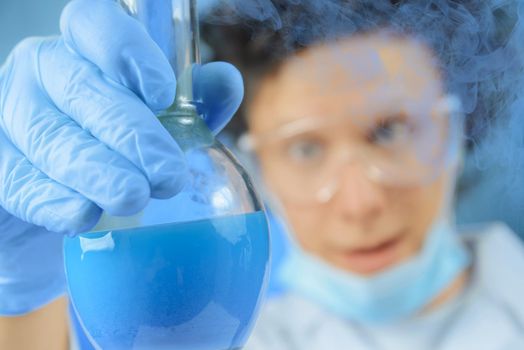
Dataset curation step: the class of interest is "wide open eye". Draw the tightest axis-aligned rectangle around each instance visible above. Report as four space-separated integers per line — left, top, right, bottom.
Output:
285 137 326 164
367 115 411 146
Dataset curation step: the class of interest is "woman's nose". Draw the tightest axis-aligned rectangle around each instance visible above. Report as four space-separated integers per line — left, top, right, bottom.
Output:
332 163 387 221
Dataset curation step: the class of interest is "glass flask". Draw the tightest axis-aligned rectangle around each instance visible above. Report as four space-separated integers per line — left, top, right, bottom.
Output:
63 1 270 349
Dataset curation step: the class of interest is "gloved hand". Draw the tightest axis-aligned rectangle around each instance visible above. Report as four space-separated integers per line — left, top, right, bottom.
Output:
0 0 243 315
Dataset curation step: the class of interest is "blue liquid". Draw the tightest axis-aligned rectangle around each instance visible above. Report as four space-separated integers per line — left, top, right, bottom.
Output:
64 211 270 350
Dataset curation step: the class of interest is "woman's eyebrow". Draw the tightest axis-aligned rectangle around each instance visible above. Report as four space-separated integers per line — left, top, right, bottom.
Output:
350 109 408 129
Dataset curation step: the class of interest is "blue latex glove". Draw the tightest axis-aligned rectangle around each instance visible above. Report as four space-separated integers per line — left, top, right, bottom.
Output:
0 0 243 315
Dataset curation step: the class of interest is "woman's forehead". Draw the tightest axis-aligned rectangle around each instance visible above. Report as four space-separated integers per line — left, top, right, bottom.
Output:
250 33 444 133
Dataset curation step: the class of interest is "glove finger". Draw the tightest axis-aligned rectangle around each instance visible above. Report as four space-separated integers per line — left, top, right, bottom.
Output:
39 39 188 199
7 107 151 216
60 0 176 111
194 62 244 134
0 129 100 234
1 38 151 216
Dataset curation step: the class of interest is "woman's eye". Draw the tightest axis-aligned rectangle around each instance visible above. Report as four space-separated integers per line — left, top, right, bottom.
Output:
368 118 410 145
286 139 325 163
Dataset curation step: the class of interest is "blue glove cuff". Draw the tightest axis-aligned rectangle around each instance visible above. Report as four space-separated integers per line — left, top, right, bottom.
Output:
0 211 67 316
0 276 67 316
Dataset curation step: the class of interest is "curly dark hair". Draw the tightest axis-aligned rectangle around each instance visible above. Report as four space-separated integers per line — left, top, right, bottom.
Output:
202 0 523 149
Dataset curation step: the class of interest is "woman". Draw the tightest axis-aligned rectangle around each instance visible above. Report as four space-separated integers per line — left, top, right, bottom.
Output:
204 1 524 348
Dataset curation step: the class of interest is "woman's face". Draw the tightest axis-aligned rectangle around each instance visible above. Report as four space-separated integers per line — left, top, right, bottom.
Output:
249 34 452 276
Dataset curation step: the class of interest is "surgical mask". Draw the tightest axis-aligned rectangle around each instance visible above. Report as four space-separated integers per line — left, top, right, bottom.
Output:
278 219 471 324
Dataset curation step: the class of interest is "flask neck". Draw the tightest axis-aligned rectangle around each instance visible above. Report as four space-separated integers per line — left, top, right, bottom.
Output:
118 0 211 149
119 0 202 113
158 110 214 152
171 0 201 112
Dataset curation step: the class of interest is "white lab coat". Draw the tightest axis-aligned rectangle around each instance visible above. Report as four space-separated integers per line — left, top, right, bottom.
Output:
245 223 524 350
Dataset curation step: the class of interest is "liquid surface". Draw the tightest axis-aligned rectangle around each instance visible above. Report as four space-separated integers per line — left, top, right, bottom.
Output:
64 211 269 350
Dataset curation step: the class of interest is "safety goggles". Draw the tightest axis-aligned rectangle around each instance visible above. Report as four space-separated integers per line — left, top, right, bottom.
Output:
239 95 463 204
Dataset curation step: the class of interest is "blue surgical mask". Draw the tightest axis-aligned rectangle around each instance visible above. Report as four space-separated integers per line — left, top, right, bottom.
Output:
278 220 471 324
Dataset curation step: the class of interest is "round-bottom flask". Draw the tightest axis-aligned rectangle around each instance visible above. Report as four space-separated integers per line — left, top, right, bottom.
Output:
65 1 270 347
64 110 270 350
